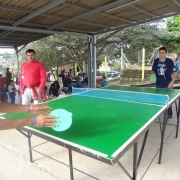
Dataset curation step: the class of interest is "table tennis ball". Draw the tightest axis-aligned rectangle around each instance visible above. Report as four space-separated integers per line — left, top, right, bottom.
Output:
69 112 73 116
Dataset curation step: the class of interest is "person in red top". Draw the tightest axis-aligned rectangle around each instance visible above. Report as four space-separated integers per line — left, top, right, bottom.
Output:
0 74 6 101
20 49 47 105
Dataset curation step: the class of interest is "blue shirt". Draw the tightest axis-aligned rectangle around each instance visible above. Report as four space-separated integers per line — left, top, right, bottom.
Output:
174 61 180 72
152 58 176 87
102 80 107 87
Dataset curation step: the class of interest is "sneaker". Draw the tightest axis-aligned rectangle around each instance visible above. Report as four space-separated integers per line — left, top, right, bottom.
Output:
168 115 173 120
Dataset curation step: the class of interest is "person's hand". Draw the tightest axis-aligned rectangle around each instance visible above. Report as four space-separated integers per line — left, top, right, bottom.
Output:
31 105 52 115
168 81 174 89
38 89 42 93
36 114 59 128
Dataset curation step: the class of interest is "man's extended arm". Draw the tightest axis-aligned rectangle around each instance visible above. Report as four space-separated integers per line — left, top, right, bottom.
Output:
0 114 58 130
0 101 51 114
0 102 58 130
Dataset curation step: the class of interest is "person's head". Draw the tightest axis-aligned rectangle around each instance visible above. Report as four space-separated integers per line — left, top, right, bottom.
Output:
83 73 87 77
54 81 58 85
9 80 14 85
158 47 167 60
6 68 9 72
0 74 2 78
175 58 178 62
103 76 106 80
26 49 36 62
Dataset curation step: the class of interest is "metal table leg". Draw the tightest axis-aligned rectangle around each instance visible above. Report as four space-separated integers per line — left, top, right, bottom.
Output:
27 132 33 162
158 111 167 164
68 149 74 180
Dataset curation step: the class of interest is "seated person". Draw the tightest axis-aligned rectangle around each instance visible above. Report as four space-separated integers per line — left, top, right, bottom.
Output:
63 75 73 92
81 73 88 88
49 81 60 97
75 73 83 88
101 76 107 87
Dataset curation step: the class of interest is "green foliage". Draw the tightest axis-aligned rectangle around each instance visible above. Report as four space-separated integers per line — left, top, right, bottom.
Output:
1 52 12 60
161 15 180 54
111 61 121 71
19 21 165 70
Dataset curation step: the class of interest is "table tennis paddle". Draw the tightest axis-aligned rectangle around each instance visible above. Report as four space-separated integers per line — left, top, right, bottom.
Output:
50 109 72 131
150 75 156 82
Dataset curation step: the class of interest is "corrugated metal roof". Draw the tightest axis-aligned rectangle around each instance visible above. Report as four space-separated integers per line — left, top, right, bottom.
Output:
0 0 180 47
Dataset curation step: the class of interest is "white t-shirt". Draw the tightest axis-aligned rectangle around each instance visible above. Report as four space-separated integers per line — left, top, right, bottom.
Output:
8 85 14 92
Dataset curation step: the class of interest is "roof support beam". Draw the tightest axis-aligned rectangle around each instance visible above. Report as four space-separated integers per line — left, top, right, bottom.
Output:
130 4 156 17
64 1 133 23
0 19 93 35
0 30 14 37
172 0 180 6
49 0 141 29
0 4 111 29
0 25 89 38
12 0 67 27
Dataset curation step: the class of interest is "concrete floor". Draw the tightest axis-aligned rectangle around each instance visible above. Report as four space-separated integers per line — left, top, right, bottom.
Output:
1 103 180 180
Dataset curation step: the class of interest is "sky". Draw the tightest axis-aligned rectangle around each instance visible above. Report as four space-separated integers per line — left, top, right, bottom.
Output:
0 48 15 54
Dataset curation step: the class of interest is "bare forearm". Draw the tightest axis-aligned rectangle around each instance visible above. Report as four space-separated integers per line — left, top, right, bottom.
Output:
172 73 177 82
0 102 28 114
0 118 33 130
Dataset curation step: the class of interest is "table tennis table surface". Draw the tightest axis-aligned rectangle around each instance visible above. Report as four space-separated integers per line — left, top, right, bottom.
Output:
2 85 180 161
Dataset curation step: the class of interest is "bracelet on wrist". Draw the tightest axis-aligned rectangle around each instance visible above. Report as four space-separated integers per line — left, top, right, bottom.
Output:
33 116 37 126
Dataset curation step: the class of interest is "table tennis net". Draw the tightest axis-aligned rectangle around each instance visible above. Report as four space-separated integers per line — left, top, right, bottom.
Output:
72 88 169 105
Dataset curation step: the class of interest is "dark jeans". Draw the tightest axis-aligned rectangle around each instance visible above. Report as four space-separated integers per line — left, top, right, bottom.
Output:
9 92 15 104
0 88 6 101
156 85 172 116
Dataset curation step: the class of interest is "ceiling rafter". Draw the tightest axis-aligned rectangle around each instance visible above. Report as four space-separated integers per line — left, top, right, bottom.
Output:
12 0 67 27
49 0 141 29
130 4 156 17
0 3 111 29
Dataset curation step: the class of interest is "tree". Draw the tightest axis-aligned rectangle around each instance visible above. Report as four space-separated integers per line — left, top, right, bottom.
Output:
161 15 180 57
19 21 164 73
2 52 12 60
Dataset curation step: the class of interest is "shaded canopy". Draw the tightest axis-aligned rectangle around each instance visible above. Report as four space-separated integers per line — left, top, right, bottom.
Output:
0 0 180 47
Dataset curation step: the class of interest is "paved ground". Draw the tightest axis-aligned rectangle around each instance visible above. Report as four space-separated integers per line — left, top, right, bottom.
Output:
1 102 180 179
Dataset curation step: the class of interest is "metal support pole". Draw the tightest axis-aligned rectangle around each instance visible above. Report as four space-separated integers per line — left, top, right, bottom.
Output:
158 110 167 164
175 98 180 138
68 149 74 180
87 37 92 88
92 35 96 88
14 47 19 78
27 132 33 162
133 142 138 180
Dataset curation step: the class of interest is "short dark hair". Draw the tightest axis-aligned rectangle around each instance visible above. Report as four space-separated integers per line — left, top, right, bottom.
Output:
159 47 167 53
0 74 2 77
103 76 106 79
26 49 35 54
10 80 14 83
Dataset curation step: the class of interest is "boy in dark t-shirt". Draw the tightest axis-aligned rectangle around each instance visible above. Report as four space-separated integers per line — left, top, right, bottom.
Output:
152 47 177 119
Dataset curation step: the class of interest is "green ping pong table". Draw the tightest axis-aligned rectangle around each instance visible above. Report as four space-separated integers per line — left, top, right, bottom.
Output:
1 85 180 180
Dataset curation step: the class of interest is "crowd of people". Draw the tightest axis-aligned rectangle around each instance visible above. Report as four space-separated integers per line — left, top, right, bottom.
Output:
58 70 88 92
0 68 20 104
